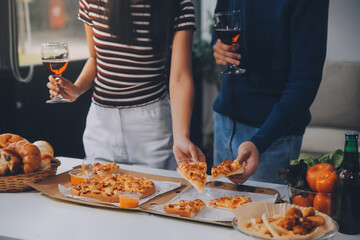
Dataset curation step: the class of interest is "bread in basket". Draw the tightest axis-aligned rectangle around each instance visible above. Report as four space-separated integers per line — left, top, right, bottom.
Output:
0 133 61 192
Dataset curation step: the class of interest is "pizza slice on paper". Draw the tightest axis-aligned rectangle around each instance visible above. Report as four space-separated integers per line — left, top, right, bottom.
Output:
163 199 206 218
209 196 252 210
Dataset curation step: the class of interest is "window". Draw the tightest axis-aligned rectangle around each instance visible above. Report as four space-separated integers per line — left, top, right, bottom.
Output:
17 0 88 66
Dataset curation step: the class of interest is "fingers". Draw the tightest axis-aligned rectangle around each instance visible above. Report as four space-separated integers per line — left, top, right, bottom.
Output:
189 145 200 162
173 143 206 166
213 40 241 66
47 76 60 97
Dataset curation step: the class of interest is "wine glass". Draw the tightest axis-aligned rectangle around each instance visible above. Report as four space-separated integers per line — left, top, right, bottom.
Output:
214 10 245 75
41 42 71 103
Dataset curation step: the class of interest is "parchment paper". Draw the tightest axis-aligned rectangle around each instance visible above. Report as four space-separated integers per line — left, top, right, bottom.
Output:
152 185 279 221
59 180 181 207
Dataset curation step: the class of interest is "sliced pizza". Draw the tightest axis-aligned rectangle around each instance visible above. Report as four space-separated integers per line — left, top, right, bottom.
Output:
71 173 155 203
177 161 207 192
92 162 120 177
163 199 206 218
210 159 244 180
208 195 252 210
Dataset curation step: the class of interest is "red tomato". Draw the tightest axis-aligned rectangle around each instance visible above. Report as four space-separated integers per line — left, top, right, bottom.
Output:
292 194 314 207
315 170 338 193
313 193 333 216
306 163 336 191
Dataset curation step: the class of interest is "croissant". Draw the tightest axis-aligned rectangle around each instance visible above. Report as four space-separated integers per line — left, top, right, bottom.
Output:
33 140 54 171
0 148 22 175
7 140 41 173
0 133 24 148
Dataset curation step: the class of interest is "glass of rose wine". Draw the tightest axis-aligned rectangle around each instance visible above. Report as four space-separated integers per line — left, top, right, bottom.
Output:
214 10 245 75
41 42 70 103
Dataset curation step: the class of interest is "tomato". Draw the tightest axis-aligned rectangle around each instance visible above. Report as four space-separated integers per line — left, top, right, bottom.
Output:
306 163 336 191
315 170 338 193
313 193 334 216
291 194 314 207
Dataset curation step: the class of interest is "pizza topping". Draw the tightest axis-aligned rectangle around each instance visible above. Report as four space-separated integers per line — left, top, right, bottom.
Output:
209 196 252 210
71 172 155 202
210 159 244 179
177 162 207 192
92 162 120 177
164 199 206 218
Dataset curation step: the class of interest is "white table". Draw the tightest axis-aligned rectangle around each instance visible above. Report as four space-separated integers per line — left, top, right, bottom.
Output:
0 157 358 240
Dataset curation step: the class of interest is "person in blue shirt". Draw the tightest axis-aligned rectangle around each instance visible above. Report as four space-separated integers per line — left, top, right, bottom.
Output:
211 0 329 183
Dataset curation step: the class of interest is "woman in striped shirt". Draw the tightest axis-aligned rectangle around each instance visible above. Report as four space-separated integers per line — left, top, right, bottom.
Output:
47 0 204 170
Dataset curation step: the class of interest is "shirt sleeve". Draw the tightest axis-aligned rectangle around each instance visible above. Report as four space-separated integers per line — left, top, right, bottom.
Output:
250 0 329 153
173 0 196 32
78 0 93 26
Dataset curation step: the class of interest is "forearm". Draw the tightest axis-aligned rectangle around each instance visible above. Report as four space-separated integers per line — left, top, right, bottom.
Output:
73 56 96 96
250 0 329 153
169 30 195 142
170 74 194 141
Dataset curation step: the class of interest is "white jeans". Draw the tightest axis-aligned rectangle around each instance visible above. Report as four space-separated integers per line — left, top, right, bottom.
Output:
83 97 176 170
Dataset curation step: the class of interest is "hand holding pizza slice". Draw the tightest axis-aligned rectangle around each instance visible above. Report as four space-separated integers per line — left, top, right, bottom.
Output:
177 161 207 192
210 159 244 180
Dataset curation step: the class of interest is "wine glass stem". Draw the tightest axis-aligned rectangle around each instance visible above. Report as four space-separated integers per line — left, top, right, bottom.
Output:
54 76 65 99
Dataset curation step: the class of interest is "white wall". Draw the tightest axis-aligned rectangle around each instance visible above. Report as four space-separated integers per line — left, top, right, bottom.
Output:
200 0 360 61
327 0 360 61
200 0 217 42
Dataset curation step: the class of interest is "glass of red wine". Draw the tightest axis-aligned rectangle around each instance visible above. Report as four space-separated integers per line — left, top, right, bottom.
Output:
41 42 70 103
214 10 245 75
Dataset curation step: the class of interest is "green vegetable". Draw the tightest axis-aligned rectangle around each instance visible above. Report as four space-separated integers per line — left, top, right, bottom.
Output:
290 149 348 169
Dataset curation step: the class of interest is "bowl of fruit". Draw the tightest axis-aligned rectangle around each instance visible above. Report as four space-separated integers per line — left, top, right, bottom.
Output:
279 156 339 217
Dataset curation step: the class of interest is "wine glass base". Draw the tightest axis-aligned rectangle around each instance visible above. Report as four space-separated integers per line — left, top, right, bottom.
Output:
46 98 71 104
222 65 246 75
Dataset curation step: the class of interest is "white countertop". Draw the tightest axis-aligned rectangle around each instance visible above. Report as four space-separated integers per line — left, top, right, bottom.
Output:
0 157 358 240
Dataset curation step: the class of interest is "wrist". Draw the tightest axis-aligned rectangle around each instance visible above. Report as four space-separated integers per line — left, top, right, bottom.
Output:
173 135 190 144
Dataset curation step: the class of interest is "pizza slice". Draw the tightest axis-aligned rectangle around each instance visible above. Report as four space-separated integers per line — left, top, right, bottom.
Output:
208 195 252 210
163 199 206 218
92 162 120 177
210 159 244 180
177 161 207 192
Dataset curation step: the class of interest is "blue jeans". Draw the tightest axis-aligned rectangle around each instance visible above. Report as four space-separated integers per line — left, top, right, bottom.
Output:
213 112 303 184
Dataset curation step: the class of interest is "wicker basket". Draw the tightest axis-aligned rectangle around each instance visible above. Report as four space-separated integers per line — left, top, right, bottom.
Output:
0 158 61 192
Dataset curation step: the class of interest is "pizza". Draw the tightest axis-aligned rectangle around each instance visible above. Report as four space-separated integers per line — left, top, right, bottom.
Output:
210 159 244 180
71 173 155 203
177 162 207 192
209 196 252 210
91 162 120 176
163 199 206 218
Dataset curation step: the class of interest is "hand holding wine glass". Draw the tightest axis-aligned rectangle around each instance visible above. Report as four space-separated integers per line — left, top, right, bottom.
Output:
41 42 71 103
213 10 245 75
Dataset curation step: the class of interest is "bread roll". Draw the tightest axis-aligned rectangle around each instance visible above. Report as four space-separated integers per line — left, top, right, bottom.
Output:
7 140 41 173
33 140 54 171
0 149 22 176
0 133 24 148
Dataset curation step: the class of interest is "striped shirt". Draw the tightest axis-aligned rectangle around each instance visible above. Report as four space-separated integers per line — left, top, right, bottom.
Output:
78 0 196 107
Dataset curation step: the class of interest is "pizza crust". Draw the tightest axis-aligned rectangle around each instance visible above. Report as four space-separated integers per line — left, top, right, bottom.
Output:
139 186 156 199
163 199 206 218
163 204 195 218
209 168 244 180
